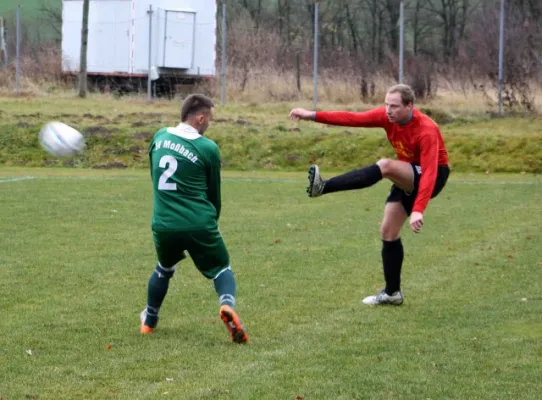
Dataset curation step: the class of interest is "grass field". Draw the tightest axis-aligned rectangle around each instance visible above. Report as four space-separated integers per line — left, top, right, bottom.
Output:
1 168 541 399
0 0 56 18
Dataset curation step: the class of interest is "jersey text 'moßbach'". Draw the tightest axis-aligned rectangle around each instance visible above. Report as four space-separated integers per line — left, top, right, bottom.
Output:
149 124 221 232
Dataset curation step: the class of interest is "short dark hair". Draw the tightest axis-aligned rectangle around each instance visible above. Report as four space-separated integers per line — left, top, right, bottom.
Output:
387 84 415 106
181 94 215 122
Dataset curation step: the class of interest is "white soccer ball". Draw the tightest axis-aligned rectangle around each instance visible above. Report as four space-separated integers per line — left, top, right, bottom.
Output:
39 121 85 157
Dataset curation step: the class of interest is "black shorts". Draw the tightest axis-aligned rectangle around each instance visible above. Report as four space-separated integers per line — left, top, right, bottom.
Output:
386 164 450 215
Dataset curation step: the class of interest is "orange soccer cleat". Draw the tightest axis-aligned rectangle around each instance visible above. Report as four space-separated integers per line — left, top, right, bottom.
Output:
140 309 156 334
219 305 248 344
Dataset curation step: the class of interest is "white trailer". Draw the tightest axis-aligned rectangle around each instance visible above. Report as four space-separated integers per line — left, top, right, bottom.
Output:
62 0 216 93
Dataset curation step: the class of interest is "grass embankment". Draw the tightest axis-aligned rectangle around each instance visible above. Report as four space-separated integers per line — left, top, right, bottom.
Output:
0 95 541 173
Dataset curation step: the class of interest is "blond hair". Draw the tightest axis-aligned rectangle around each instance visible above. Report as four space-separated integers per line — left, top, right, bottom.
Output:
387 84 415 106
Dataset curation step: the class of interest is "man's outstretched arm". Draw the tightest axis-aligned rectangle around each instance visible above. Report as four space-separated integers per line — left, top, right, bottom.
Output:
289 107 389 128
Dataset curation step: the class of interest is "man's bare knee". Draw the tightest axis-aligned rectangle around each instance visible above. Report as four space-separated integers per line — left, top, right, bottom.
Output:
377 159 414 192
377 158 407 179
380 223 401 241
376 158 393 176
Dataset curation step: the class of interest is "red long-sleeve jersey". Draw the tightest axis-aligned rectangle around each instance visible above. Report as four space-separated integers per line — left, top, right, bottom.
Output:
315 106 449 214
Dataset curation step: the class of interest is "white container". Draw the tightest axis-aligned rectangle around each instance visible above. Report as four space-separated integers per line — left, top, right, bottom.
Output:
61 0 216 78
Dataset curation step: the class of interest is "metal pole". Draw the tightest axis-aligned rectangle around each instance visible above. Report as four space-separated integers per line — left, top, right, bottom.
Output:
4 21 9 68
399 0 404 84
498 0 505 116
147 5 153 103
0 17 7 68
16 4 20 95
4 27 7 68
220 1 227 105
313 2 319 110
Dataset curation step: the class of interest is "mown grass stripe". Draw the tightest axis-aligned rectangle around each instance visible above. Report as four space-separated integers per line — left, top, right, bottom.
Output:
0 176 35 183
0 175 540 185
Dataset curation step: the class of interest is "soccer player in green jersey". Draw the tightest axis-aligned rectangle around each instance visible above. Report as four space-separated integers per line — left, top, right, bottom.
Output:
140 94 248 344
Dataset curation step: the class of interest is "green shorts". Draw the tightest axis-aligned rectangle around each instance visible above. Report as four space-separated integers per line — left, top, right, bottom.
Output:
153 228 230 279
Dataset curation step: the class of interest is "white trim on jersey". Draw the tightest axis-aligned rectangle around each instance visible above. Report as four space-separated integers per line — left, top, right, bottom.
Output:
167 124 202 140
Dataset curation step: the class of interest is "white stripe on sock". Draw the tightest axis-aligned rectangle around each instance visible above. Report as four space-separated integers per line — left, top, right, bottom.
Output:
213 266 231 280
146 305 159 315
157 262 176 272
219 294 235 306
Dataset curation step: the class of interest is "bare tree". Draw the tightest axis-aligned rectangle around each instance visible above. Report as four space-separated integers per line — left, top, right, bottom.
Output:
345 3 360 53
423 0 473 59
78 0 90 98
385 0 401 53
277 0 291 42
241 0 264 28
360 0 386 63
411 0 435 56
213 0 542 95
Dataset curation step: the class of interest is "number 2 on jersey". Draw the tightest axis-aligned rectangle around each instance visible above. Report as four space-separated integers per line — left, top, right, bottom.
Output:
158 155 177 191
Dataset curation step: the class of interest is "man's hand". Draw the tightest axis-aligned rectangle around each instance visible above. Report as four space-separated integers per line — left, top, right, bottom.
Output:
289 108 315 121
409 211 424 233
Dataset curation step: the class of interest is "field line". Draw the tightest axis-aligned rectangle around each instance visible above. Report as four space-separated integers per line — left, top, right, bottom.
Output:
0 175 540 185
0 176 35 183
450 180 542 185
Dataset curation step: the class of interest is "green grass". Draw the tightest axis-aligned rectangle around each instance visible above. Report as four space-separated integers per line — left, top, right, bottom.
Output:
1 96 542 173
0 0 60 42
0 0 58 19
1 168 541 399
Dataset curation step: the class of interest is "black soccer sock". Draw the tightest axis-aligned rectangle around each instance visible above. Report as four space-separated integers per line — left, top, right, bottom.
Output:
145 263 176 327
213 267 237 308
382 238 404 295
322 164 383 194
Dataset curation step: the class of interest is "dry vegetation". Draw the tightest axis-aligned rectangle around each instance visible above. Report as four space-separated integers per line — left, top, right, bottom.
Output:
0 1 541 114
0 52 541 117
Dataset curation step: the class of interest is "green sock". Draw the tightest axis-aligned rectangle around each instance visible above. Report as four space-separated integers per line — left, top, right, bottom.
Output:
145 264 175 327
213 267 236 308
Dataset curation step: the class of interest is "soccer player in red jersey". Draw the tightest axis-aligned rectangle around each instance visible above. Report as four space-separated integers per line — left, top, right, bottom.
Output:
289 84 450 306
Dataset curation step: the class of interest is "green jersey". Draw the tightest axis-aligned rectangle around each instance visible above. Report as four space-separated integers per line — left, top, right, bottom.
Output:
149 123 222 232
